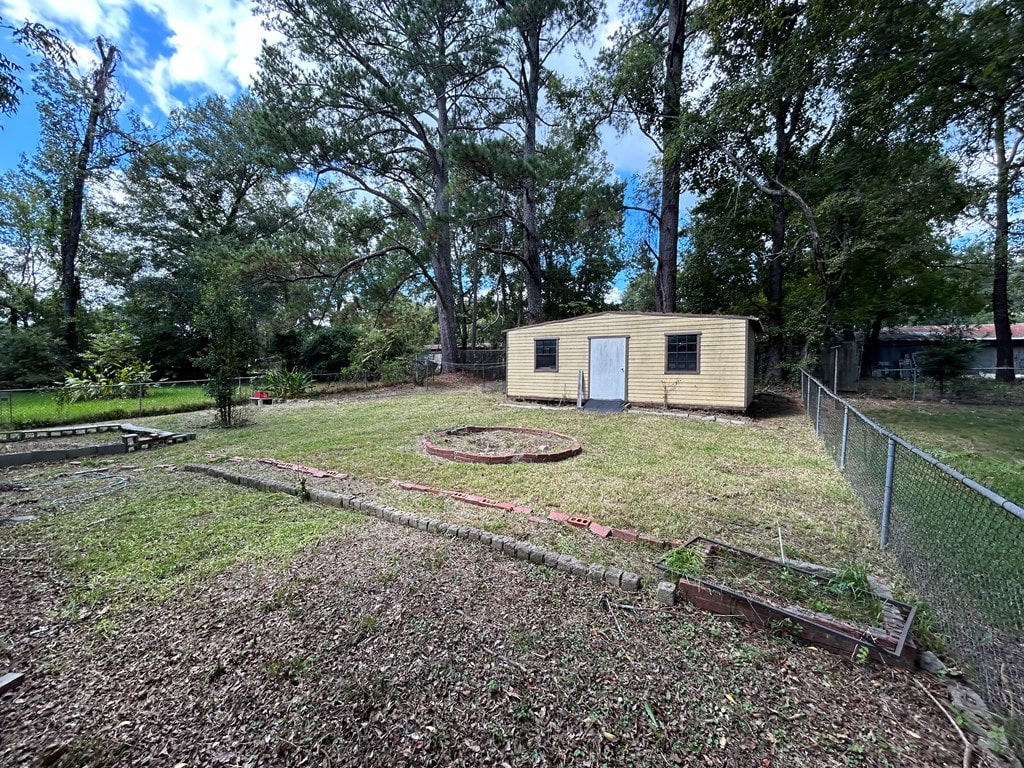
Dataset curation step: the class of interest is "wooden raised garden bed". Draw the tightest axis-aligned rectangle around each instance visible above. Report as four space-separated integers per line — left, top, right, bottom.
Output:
659 537 918 667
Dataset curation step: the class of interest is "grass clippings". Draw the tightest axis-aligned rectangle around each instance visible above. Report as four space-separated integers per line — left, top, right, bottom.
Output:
1 519 970 767
0 386 1007 766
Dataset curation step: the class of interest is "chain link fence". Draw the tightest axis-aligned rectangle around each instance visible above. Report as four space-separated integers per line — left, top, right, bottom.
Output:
801 370 1024 734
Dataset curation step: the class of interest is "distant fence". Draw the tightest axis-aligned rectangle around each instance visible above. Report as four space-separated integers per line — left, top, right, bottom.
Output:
417 349 507 381
454 349 506 381
800 370 1023 731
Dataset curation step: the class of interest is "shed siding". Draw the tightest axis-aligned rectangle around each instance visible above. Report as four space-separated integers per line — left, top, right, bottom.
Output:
507 313 755 410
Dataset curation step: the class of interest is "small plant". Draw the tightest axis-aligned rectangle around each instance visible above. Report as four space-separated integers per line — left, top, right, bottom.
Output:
828 564 871 597
661 546 706 578
260 368 313 399
852 645 870 665
768 617 800 638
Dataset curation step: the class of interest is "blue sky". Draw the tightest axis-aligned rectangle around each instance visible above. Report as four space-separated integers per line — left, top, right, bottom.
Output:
0 0 654 178
1 0 274 171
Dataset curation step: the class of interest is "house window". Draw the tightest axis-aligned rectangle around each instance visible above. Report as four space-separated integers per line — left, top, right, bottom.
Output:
666 333 700 373
535 338 558 371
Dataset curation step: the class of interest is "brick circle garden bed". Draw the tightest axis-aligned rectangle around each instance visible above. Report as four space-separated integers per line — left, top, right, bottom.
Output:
422 426 581 464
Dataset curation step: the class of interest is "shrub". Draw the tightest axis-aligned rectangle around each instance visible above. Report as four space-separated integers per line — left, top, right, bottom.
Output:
193 281 257 426
55 329 156 408
918 328 975 393
0 327 61 387
260 369 313 398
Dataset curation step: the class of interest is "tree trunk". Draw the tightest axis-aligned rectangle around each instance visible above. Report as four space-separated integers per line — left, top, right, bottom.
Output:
433 87 459 374
59 39 117 360
655 0 685 314
860 315 883 379
992 102 1015 382
521 19 544 325
764 97 790 384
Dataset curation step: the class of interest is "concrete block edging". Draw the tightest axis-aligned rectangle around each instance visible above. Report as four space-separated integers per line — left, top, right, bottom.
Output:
181 464 643 594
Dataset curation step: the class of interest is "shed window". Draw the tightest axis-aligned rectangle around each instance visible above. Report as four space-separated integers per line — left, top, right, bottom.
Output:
534 338 558 371
666 333 700 373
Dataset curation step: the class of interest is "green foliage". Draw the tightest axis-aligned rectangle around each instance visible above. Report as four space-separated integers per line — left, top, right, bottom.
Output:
344 304 433 383
917 329 975 393
296 324 359 373
0 326 61 387
55 364 155 407
827 565 871 598
193 280 258 426
55 329 155 407
259 368 313 399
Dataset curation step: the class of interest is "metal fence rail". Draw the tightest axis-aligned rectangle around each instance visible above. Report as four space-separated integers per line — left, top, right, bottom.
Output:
800 370 1023 729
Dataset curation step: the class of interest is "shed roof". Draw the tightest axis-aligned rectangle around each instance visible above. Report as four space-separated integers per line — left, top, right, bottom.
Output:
504 311 763 334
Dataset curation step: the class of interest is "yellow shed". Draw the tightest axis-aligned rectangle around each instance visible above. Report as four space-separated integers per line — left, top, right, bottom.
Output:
505 312 761 412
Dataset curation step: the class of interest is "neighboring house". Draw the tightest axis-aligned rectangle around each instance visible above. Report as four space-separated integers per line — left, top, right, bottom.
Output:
866 324 1024 377
505 312 761 411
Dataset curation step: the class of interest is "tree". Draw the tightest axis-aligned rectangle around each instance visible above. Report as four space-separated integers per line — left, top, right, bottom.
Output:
30 38 123 360
256 0 502 373
111 95 299 377
0 168 55 329
193 276 257 426
599 0 696 313
941 2 1023 381
843 0 1022 380
494 0 601 324
918 328 975 394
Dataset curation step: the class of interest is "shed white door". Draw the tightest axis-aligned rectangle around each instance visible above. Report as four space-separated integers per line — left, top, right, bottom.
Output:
589 337 627 400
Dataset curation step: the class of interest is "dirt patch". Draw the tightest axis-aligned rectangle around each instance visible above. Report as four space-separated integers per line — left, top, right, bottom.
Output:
424 426 581 463
0 524 979 767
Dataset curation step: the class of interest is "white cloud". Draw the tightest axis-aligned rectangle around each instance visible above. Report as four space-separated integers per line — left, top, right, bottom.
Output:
132 0 268 112
1 0 273 118
1 0 131 40
601 123 654 176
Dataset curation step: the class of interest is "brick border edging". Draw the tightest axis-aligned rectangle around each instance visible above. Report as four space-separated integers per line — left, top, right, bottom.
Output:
181 464 642 593
422 425 582 464
395 481 684 550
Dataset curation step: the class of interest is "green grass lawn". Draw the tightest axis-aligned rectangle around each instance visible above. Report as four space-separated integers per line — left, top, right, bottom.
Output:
854 398 1024 506
2 385 900 613
132 388 887 573
0 384 216 429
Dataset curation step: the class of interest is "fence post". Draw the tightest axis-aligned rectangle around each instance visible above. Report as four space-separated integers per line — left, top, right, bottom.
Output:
138 383 144 416
839 405 850 469
880 436 896 548
814 383 822 435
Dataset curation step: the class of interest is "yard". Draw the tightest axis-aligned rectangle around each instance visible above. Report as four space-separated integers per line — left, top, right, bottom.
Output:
0 383 999 766
852 397 1024 506
0 384 215 429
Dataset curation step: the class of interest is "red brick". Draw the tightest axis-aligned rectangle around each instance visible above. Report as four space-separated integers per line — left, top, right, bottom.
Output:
588 522 612 538
567 516 591 529
547 510 570 522
611 529 639 543
638 534 668 549
512 505 533 515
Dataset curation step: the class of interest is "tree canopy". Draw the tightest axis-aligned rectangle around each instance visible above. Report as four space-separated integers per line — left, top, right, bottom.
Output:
0 0 1019 388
